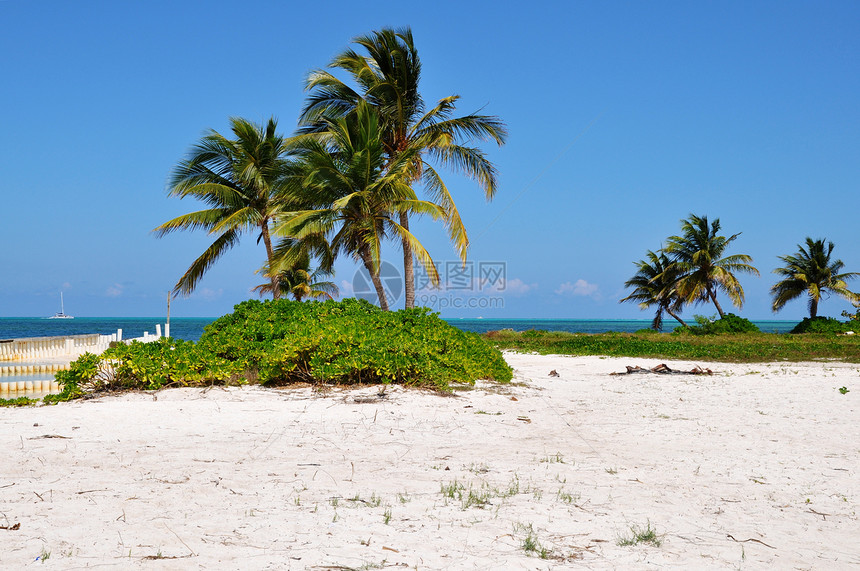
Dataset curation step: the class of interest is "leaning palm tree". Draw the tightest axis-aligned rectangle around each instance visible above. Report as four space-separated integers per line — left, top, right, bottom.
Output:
771 237 859 318
620 250 688 330
154 117 292 297
300 27 507 309
664 214 760 318
276 102 443 310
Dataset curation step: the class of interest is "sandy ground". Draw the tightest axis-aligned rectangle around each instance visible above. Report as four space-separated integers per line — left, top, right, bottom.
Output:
2 353 859 570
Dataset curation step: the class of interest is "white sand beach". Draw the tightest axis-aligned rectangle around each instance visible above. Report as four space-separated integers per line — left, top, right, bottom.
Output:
2 353 859 569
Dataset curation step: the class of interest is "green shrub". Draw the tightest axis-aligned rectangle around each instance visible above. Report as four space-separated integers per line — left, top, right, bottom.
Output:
47 298 511 401
675 313 760 335
522 329 547 339
791 316 852 335
198 298 512 388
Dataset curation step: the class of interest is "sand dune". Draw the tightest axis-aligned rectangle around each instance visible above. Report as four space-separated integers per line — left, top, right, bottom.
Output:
2 353 858 569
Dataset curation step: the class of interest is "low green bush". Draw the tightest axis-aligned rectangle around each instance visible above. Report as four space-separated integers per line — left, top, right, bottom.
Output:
790 316 854 335
675 313 760 335
46 299 511 401
198 298 512 388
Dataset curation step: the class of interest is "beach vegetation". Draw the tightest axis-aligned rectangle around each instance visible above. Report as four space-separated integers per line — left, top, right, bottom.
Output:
300 26 507 309
772 237 859 319
154 117 296 298
663 214 760 318
486 328 860 362
275 101 443 310
198 298 511 387
842 300 860 322
676 313 760 335
617 520 662 547
790 316 855 335
0 396 40 407
620 250 688 330
251 251 338 302
45 298 511 402
514 523 551 558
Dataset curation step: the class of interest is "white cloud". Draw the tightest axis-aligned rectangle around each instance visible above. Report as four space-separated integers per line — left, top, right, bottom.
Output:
555 279 599 297
106 283 124 297
338 280 354 299
498 278 537 295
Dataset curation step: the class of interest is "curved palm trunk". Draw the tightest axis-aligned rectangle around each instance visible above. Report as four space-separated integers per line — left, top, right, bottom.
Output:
809 297 819 319
359 249 390 311
666 308 688 328
260 221 280 300
708 288 725 318
400 212 415 309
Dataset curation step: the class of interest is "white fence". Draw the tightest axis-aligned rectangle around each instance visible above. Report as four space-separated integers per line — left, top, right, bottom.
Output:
0 331 123 363
0 325 168 367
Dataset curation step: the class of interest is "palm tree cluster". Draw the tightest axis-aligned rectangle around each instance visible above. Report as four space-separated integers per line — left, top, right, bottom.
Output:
622 215 858 329
621 214 760 330
155 27 506 309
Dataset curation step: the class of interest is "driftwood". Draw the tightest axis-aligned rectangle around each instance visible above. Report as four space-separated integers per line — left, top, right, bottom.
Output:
610 364 713 376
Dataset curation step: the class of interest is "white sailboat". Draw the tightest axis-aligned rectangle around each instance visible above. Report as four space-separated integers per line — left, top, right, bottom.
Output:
48 292 74 319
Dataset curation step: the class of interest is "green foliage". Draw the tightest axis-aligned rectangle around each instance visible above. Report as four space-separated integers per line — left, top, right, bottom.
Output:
47 299 511 401
521 329 547 339
617 521 662 547
0 396 40 407
676 313 760 335
199 298 511 388
790 317 853 335
485 329 860 363
842 301 860 322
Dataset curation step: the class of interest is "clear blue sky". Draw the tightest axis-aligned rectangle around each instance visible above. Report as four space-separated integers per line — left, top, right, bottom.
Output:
1 1 858 320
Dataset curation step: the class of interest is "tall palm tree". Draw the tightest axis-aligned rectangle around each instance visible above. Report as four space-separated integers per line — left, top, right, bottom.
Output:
620 250 688 330
300 27 507 309
771 237 859 318
276 102 443 311
154 117 292 297
664 214 760 318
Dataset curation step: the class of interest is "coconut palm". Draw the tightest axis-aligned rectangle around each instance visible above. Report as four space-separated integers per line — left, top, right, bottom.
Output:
300 27 507 309
620 250 688 330
252 256 338 302
663 214 760 318
771 237 859 318
276 102 443 311
154 117 292 297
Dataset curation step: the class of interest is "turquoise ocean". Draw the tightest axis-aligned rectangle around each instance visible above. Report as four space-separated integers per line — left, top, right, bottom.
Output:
1 317 799 341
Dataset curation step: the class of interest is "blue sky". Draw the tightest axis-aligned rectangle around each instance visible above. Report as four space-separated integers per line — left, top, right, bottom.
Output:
1 1 858 321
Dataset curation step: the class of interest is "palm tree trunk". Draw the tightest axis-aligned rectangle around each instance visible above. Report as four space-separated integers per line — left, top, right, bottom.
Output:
260 221 280 300
359 249 389 311
400 212 415 309
809 297 818 319
666 308 688 328
709 288 725 318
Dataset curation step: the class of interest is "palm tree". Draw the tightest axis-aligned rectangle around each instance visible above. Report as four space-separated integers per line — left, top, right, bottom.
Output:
300 27 507 309
252 255 338 302
663 214 760 318
620 250 688 330
276 102 444 311
154 117 292 297
771 237 859 318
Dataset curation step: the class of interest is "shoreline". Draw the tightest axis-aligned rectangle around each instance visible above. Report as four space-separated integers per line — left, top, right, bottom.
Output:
2 353 858 568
